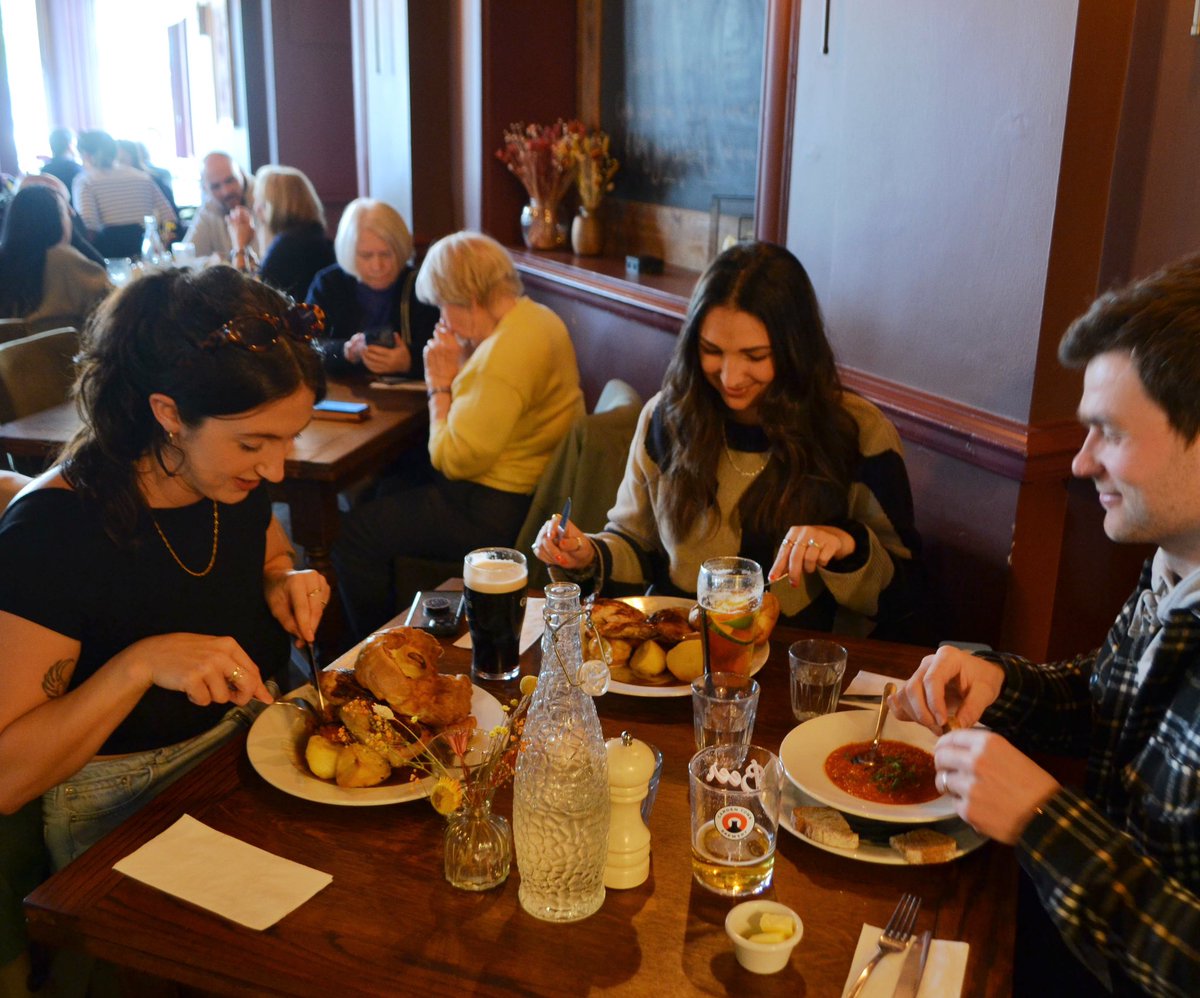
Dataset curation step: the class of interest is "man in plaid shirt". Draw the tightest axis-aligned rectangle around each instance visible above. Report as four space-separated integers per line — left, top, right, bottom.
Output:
892 256 1200 996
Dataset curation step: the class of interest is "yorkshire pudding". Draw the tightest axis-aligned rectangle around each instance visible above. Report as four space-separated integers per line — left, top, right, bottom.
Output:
355 627 472 727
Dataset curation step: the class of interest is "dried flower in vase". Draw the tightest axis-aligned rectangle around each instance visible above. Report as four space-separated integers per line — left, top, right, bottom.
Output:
561 128 620 212
390 676 535 815
495 120 584 206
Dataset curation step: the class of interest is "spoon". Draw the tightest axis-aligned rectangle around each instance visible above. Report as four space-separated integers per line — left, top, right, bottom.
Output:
854 681 895 767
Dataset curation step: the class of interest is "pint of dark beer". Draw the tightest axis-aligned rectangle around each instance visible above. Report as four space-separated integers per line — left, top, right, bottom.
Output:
463 547 528 680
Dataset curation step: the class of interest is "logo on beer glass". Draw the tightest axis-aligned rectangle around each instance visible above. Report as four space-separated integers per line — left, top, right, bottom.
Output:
704 757 767 791
715 805 756 840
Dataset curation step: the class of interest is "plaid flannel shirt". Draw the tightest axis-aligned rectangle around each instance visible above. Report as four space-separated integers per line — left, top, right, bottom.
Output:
981 560 1200 996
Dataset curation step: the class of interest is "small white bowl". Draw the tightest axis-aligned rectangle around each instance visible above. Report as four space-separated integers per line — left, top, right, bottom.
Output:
724 900 803 974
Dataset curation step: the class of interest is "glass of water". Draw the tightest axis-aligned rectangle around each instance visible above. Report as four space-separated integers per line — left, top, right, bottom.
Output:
104 257 133 287
788 639 847 722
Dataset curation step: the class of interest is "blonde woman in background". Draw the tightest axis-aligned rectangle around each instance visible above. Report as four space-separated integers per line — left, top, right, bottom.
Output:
305 197 439 377
332 231 584 638
228 165 334 301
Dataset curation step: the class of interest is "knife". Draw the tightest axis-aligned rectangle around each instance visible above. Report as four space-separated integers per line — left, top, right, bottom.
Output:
305 641 328 718
894 929 932 998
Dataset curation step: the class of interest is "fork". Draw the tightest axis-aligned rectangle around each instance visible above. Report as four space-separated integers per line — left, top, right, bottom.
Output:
845 892 921 998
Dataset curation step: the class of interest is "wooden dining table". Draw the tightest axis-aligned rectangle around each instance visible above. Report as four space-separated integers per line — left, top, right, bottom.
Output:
23 604 1017 997
0 377 429 654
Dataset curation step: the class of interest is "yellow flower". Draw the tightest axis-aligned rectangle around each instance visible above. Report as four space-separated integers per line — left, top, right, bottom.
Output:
429 776 464 816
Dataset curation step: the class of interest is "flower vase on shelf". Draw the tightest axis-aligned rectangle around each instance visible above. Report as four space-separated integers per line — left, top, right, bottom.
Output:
571 206 603 256
521 198 568 251
443 797 512 891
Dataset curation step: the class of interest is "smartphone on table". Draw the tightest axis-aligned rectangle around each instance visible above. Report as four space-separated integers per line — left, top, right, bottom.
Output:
312 399 370 421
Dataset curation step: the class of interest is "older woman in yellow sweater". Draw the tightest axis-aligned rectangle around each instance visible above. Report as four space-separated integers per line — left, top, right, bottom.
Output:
333 231 584 638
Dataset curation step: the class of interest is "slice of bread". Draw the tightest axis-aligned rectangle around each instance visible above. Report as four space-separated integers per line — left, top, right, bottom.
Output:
889 828 958 864
792 806 859 850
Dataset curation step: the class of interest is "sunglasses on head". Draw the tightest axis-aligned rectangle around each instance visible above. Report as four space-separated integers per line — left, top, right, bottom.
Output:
200 302 325 353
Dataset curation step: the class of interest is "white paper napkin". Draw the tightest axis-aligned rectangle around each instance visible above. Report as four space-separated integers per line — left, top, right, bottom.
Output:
841 670 898 698
113 815 332 931
454 596 545 654
841 923 968 998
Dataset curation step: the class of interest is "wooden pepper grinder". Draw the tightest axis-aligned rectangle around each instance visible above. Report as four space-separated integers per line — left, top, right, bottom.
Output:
604 731 655 889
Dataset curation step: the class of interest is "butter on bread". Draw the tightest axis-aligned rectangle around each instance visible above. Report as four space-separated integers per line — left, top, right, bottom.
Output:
889 828 958 864
792 806 859 850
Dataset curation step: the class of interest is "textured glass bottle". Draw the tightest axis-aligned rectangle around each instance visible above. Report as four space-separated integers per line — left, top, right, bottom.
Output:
513 583 610 921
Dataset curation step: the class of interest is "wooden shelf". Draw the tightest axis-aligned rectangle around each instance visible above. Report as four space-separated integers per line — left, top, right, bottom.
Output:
510 248 697 323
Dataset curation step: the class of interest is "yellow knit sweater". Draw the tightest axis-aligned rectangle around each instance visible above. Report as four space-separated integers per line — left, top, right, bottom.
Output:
428 296 584 494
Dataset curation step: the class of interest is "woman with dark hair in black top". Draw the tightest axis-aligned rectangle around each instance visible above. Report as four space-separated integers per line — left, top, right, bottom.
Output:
0 266 329 872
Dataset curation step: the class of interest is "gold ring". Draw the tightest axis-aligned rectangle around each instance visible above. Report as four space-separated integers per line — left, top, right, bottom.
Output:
806 538 821 548
308 588 322 597
229 666 243 685
781 539 794 548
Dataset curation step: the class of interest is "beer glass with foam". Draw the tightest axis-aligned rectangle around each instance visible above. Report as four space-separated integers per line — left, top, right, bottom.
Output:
463 547 528 680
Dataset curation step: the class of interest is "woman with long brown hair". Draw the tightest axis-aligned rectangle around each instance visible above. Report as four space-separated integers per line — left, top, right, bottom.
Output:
535 240 920 637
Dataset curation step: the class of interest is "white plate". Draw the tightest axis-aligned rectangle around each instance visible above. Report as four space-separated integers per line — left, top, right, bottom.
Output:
780 782 986 865
778 710 958 823
602 595 768 698
246 684 504 806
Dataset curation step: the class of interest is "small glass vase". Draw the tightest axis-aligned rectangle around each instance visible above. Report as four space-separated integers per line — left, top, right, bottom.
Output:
521 197 568 251
443 798 512 891
570 206 603 256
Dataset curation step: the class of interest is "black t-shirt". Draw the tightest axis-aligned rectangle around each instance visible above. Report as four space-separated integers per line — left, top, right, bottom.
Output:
0 485 290 754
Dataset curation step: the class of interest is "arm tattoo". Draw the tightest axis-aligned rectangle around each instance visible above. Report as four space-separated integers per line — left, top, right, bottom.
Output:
42 658 75 699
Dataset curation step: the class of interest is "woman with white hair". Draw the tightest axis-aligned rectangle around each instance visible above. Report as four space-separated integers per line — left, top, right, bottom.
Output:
305 197 438 377
332 230 585 638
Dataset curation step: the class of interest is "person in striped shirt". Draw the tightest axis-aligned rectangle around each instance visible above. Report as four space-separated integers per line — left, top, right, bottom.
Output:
891 254 1200 996
71 130 173 258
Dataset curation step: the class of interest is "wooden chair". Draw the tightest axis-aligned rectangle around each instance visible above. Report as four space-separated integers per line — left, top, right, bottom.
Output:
0 328 79 473
0 327 78 425
0 317 30 345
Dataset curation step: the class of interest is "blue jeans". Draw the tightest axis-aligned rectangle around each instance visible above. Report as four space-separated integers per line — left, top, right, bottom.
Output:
42 698 268 871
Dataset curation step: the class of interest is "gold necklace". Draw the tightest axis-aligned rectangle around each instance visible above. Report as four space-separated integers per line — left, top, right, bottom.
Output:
151 500 219 577
723 441 769 479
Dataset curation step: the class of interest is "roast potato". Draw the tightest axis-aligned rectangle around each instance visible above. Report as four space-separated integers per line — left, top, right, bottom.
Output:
335 742 392 788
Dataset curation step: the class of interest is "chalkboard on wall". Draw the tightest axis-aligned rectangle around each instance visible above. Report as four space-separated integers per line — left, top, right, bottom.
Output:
600 0 765 213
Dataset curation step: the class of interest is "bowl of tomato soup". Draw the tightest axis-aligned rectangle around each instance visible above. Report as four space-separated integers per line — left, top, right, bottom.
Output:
778 710 957 823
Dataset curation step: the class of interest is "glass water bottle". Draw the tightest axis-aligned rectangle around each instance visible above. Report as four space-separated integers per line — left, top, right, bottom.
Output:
513 582 609 921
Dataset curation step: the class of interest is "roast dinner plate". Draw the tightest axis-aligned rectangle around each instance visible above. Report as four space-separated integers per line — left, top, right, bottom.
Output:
780 781 985 865
602 595 768 698
246 683 504 806
778 709 958 823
